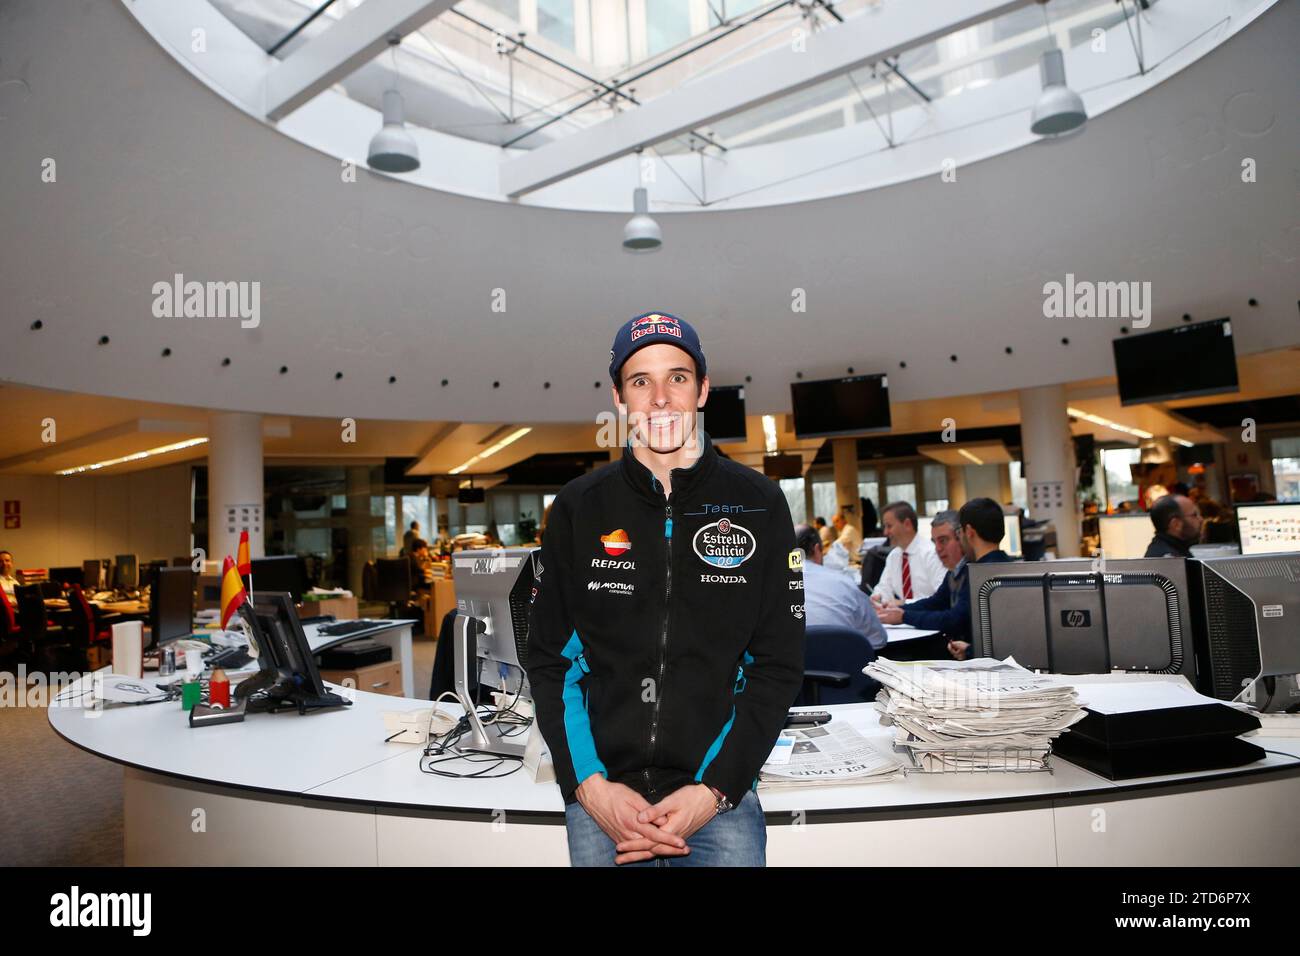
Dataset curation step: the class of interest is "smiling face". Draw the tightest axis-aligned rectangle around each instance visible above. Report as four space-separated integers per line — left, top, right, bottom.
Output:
613 342 709 455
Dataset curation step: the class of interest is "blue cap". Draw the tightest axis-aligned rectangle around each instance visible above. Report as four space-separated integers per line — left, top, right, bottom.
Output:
608 312 707 385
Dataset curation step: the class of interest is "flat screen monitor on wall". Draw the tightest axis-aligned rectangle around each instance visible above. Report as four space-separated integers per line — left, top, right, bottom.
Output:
1112 317 1238 406
703 385 747 444
790 374 891 439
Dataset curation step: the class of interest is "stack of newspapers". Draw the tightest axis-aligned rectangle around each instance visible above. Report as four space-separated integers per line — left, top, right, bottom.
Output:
759 721 907 788
865 657 1086 772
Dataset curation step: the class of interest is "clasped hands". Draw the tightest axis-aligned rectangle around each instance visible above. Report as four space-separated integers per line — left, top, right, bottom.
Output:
576 774 719 865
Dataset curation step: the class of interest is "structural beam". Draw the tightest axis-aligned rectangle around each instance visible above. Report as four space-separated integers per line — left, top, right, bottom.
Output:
265 0 456 121
501 0 1033 197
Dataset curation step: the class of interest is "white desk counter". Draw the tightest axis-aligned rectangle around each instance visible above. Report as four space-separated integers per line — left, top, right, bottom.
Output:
48 679 1300 867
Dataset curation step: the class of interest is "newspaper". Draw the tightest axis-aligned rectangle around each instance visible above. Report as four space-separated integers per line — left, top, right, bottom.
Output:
759 721 906 789
866 656 1086 772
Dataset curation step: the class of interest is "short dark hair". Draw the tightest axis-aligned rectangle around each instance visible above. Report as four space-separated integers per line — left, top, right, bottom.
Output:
958 498 1004 545
793 524 822 557
1149 495 1182 535
409 520 419 529
882 501 917 529
0 550 11 559
813 517 826 528
411 538 429 552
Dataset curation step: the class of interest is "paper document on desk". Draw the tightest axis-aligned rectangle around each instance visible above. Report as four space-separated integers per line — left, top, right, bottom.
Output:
759 723 906 788
866 656 1086 772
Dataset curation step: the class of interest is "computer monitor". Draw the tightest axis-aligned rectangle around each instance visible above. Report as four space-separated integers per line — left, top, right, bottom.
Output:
82 560 103 591
235 592 348 714
171 556 193 568
195 574 222 611
1236 502 1300 556
140 560 167 589
968 558 1195 678
249 555 308 602
449 547 538 758
374 558 412 603
1097 514 1154 559
915 513 1022 557
703 385 747 444
113 554 138 590
1186 554 1300 712
149 566 194 648
49 566 84 588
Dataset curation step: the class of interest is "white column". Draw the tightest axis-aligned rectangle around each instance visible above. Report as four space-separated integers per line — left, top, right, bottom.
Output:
1019 385 1080 558
206 412 264 567
946 466 968 510
832 438 860 530
345 466 373 596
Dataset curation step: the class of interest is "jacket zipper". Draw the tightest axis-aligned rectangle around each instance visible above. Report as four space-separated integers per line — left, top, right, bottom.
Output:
644 498 672 793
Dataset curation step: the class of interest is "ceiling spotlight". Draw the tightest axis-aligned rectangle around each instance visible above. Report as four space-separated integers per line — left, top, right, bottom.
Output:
1031 3 1086 136
1031 48 1087 135
623 186 661 251
368 38 420 173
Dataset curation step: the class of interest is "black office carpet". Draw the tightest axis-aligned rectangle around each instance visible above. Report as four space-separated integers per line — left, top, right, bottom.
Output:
0 638 438 866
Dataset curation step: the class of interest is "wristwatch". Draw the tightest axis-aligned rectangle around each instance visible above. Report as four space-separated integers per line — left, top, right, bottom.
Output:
706 785 734 815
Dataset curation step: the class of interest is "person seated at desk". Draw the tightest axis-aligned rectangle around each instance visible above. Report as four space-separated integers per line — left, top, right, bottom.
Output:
1143 494 1202 559
831 509 863 561
871 501 945 605
408 539 435 593
814 516 833 548
876 499 1013 660
794 524 885 650
0 550 18 601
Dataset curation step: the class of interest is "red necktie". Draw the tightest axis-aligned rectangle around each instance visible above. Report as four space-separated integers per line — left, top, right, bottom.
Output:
901 552 913 600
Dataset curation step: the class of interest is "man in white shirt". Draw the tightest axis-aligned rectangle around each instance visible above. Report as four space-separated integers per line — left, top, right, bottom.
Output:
794 525 886 650
0 550 18 601
869 502 945 605
831 510 862 559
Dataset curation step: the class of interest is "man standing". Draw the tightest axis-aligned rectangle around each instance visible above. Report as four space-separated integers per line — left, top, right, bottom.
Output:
402 520 420 556
527 311 804 867
871 502 945 605
793 524 885 650
1143 494 1203 558
878 499 1013 660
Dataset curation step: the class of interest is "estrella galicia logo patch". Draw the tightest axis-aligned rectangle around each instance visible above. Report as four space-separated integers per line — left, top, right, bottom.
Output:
693 518 756 569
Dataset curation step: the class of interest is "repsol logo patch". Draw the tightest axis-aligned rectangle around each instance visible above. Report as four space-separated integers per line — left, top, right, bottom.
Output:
693 518 756 569
701 573 747 584
591 558 635 570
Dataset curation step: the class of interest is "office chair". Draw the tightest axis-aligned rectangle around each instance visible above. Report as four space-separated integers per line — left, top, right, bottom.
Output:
0 587 29 671
65 585 117 668
361 561 379 603
796 625 881 707
858 543 891 594
16 584 79 672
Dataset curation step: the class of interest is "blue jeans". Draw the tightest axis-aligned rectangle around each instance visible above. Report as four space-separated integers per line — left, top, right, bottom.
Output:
565 789 767 867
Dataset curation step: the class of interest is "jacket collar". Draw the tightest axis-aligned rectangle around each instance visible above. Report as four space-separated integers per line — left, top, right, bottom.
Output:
1154 532 1193 557
620 429 717 505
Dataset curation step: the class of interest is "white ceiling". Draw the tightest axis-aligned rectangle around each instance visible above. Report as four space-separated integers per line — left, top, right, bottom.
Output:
0 0 1296 428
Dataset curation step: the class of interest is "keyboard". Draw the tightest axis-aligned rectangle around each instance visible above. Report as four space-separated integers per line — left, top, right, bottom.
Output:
206 647 253 670
317 619 382 637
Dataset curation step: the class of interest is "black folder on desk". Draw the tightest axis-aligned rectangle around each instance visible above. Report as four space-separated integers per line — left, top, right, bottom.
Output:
1053 702 1264 780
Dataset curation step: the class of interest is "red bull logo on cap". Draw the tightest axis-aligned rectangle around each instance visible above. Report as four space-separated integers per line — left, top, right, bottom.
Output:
630 313 683 343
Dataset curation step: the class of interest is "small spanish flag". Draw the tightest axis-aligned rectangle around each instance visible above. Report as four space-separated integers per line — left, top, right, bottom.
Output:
220 555 247 629
236 529 252 577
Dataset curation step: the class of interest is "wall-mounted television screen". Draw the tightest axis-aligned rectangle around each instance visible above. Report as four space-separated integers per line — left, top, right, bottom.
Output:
1113 317 1238 406
790 374 891 439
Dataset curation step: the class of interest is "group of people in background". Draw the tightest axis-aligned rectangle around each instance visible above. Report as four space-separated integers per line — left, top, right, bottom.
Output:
797 497 1012 662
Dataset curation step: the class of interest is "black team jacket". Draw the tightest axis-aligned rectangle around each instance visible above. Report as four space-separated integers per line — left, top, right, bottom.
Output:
526 431 806 807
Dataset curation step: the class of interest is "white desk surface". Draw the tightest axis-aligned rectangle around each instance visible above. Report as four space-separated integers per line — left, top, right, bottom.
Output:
882 624 940 643
49 674 1300 818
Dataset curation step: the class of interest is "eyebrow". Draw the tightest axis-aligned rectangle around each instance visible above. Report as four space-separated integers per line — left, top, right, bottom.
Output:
626 367 694 380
